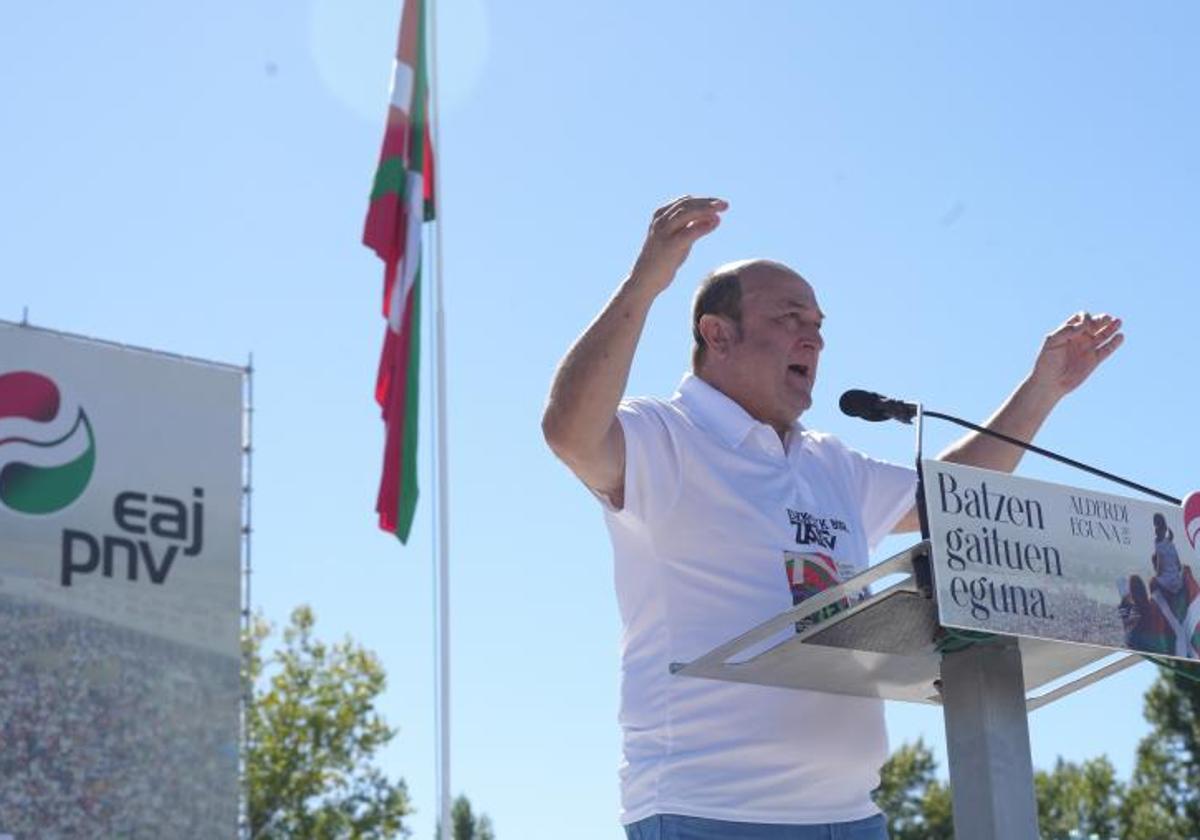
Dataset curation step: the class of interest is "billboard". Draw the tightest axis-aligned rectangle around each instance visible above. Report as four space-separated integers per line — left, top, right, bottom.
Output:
923 459 1198 662
0 321 243 838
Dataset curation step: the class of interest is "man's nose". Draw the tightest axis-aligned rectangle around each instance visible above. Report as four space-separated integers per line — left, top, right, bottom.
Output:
797 330 824 351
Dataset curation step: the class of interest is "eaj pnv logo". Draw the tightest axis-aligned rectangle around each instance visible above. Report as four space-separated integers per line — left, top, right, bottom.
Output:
0 371 96 514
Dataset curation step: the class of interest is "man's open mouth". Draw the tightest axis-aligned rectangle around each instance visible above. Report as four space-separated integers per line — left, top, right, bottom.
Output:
788 364 810 378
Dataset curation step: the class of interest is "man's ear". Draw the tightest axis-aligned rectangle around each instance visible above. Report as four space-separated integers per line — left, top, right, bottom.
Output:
697 314 736 359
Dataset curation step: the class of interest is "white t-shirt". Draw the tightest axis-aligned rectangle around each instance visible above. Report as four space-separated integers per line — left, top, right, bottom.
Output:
602 375 916 826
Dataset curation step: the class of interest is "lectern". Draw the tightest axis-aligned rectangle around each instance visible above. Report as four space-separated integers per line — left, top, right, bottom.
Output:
671 460 1196 840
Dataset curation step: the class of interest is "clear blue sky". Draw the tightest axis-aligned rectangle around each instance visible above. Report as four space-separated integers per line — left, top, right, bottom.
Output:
3 2 1199 837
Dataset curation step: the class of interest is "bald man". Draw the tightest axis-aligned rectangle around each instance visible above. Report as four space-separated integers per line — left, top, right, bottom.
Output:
542 196 1123 840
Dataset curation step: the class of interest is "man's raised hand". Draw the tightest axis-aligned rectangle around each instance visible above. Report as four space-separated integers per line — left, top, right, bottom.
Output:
630 196 728 295
1031 312 1124 398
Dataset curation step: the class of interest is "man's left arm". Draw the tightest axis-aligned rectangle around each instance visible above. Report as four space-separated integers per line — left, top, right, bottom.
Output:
892 311 1123 533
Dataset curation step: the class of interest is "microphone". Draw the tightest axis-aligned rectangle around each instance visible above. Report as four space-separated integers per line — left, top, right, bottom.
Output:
839 389 918 424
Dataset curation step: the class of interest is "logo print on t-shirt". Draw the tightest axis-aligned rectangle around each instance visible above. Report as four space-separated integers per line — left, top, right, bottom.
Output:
784 510 854 631
787 508 848 550
784 551 850 631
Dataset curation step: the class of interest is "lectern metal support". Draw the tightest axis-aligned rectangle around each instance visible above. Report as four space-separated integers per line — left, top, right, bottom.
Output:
941 639 1039 840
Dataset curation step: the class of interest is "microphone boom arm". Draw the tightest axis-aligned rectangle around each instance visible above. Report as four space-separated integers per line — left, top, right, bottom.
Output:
922 408 1180 506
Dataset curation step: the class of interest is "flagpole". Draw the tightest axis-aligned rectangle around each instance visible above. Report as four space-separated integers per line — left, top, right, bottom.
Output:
427 0 451 837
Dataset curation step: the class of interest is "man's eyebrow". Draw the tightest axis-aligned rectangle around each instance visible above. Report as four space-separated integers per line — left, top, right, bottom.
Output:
781 299 825 320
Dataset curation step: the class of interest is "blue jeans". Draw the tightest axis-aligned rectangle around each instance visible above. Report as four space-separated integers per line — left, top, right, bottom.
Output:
624 813 888 840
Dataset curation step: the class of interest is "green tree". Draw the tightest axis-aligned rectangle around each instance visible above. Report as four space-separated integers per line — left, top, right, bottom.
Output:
876 665 1200 839
1034 756 1122 840
879 745 1127 839
245 606 411 839
874 739 953 840
1120 667 1200 839
436 795 496 840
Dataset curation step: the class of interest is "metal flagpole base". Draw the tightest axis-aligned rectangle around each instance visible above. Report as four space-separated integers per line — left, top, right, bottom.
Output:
940 638 1039 840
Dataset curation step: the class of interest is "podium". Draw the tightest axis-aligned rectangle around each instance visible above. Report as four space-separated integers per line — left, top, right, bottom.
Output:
671 460 1195 839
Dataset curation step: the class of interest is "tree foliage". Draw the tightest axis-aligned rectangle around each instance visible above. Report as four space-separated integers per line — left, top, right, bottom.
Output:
874 739 952 840
1120 667 1200 839
439 795 496 840
245 606 411 839
1034 756 1122 840
878 664 1200 840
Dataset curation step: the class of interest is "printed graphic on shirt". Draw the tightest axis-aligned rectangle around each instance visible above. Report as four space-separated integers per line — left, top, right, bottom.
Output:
784 551 851 631
784 509 857 631
787 508 849 552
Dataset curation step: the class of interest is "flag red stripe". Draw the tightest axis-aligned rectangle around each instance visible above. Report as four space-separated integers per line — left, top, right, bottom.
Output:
375 282 419 533
375 316 396 410
382 105 412 158
396 0 421 67
422 122 435 215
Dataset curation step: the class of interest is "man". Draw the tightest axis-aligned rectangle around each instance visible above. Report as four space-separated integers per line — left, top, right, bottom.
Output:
541 195 1123 839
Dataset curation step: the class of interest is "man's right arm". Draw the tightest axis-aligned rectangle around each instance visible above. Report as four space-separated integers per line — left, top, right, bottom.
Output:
541 196 727 508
